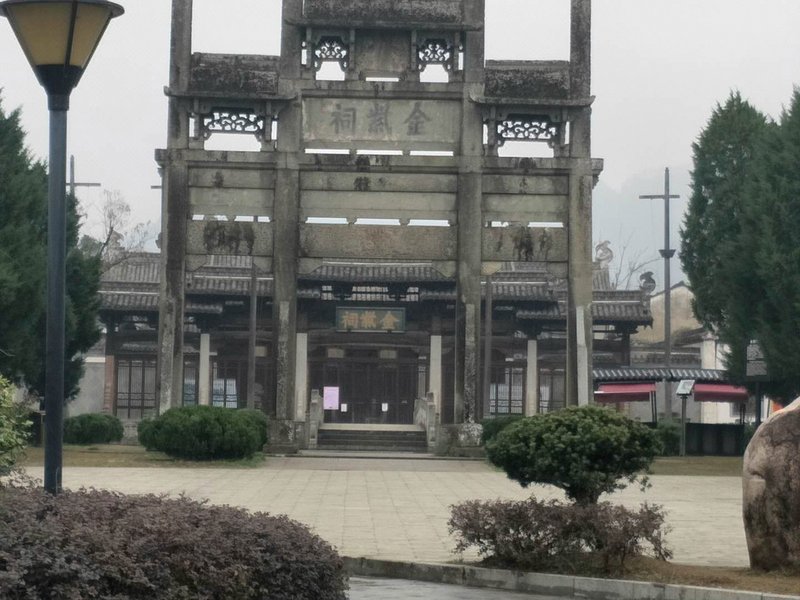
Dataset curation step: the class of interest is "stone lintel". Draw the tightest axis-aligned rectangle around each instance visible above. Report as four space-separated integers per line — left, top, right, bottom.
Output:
484 59 572 100
300 0 476 28
189 53 280 96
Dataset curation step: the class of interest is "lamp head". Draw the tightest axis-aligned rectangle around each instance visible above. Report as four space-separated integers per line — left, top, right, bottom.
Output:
0 0 123 108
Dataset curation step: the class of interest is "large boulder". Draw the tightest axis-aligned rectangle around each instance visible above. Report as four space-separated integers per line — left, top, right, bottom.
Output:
742 398 800 570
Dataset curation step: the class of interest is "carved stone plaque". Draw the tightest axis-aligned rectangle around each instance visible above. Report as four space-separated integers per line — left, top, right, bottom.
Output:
302 98 461 150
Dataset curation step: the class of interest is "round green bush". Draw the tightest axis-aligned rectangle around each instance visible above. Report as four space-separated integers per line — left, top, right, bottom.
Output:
480 415 524 445
63 413 124 445
486 405 660 504
138 406 267 460
238 408 269 447
0 486 347 599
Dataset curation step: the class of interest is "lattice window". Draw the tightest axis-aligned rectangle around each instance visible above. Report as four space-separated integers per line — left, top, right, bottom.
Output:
417 38 456 71
489 365 525 415
496 115 560 146
115 358 157 420
312 36 349 71
199 109 267 141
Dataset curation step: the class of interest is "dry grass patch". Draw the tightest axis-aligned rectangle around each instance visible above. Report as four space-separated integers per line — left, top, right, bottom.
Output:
649 456 743 477
472 556 799 596
20 444 265 468
619 556 799 596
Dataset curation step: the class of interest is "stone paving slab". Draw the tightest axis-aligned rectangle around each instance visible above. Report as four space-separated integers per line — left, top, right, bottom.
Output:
350 577 556 599
25 457 748 567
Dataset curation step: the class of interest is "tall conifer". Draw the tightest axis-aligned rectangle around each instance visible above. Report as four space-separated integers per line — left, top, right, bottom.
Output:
0 96 101 400
746 90 800 398
682 92 771 381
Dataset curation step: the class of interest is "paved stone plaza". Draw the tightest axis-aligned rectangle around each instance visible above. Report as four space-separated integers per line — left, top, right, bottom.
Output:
28 456 747 567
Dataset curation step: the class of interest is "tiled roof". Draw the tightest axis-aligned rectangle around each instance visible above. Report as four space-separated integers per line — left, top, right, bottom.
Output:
420 281 554 302
100 292 159 311
593 367 728 382
100 253 649 325
103 256 160 289
187 274 274 296
303 263 450 283
100 292 225 315
517 299 651 324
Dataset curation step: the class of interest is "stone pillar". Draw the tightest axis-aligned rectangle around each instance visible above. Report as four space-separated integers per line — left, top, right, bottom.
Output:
101 323 116 414
565 0 594 407
429 334 443 416
268 0 302 451
455 0 485 424
701 332 717 369
699 333 718 424
295 332 308 422
156 0 193 413
525 337 539 416
198 332 210 406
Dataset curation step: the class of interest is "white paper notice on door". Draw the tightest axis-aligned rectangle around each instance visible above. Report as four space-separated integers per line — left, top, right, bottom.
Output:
381 403 389 412
323 386 340 410
340 403 348 413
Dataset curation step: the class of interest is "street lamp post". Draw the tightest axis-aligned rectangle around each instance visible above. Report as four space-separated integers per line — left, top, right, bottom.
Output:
1 0 123 494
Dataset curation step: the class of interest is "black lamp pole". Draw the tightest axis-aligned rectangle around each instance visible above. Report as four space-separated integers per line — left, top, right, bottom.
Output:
44 94 68 493
1 0 123 494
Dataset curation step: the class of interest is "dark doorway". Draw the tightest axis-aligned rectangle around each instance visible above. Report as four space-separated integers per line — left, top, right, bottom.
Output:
310 347 423 424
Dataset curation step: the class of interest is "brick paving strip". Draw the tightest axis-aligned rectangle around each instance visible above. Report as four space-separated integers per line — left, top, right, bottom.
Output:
24 457 749 568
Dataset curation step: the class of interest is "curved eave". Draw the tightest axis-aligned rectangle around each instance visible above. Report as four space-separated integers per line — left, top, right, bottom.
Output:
470 93 595 108
164 87 297 103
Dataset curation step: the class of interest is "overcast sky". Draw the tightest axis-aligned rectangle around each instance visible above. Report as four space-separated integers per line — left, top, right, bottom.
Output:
1 0 798 290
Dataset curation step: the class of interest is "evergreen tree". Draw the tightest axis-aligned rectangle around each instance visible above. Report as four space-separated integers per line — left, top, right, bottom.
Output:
682 90 800 401
0 96 101 400
745 90 800 399
680 92 772 383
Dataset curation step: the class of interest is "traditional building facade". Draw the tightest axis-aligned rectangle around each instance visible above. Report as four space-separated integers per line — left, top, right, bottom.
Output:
152 0 603 448
99 253 652 444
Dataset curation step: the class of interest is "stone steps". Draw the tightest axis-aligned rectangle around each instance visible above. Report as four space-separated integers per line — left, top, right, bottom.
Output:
317 429 428 452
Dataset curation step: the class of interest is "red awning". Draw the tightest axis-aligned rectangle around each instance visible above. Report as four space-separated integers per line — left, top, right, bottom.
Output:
694 383 749 402
594 383 656 403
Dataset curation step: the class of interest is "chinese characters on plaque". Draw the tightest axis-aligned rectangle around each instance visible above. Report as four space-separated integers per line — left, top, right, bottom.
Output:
336 307 406 333
303 98 460 148
330 101 431 136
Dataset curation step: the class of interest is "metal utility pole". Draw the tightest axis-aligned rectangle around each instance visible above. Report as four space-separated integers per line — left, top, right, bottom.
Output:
247 249 259 410
483 274 493 419
68 155 102 198
640 168 680 418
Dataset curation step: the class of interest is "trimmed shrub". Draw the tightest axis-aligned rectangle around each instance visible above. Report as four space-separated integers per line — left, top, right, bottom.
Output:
0 376 29 476
63 413 124 445
655 420 681 456
138 405 265 460
238 408 269 447
486 405 660 504
0 486 347 599
449 496 672 574
480 415 524 445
